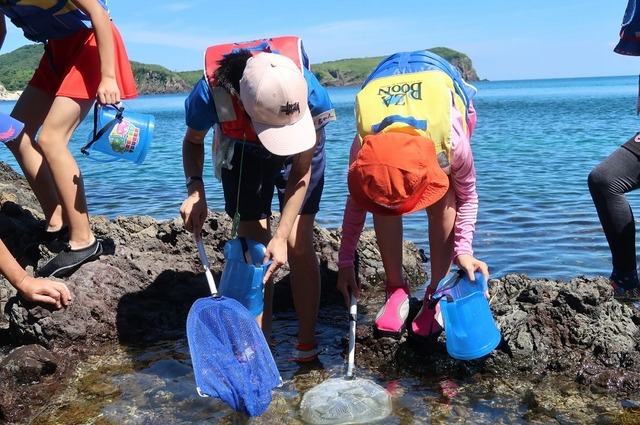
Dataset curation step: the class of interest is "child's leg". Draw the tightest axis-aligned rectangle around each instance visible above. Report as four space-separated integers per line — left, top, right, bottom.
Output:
426 185 457 291
287 214 320 359
373 214 404 287
6 86 64 231
409 185 456 341
35 96 95 249
372 214 410 338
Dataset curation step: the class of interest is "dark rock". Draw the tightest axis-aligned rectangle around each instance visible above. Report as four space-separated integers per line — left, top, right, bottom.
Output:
0 160 639 423
0 344 69 422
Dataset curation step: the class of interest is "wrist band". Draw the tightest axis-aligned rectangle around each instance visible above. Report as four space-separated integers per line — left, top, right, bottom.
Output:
186 176 203 188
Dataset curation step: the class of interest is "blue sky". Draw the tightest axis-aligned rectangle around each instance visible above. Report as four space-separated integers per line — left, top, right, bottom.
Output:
2 0 638 81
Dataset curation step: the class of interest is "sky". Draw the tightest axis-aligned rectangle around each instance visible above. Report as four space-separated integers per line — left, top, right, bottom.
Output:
1 0 638 81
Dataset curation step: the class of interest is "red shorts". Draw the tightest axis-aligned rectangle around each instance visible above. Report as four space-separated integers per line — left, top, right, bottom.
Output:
28 22 138 100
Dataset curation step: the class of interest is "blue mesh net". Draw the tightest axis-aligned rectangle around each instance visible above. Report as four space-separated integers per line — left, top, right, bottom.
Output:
186 296 282 417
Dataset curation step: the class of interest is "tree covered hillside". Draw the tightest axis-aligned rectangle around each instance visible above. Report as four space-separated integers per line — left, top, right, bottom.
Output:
313 47 479 87
0 44 200 94
0 44 479 94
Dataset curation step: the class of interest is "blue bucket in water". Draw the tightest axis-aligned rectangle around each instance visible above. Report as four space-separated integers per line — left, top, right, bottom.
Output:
81 103 154 164
218 237 271 317
435 270 501 360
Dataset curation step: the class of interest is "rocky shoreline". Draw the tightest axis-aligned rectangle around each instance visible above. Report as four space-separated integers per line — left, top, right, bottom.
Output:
0 86 20 101
0 161 639 423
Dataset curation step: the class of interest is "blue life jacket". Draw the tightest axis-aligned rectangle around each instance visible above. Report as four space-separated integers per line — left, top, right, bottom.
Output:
356 50 477 170
363 50 477 112
0 0 107 43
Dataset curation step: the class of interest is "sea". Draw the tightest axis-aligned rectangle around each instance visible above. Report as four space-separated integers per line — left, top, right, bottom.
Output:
1 75 639 282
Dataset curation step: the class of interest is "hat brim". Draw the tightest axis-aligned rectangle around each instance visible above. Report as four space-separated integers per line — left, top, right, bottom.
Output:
253 108 315 156
347 135 450 216
0 112 24 144
348 169 449 216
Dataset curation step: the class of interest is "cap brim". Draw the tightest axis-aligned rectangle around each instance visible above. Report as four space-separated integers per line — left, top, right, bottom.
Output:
253 108 315 156
0 112 24 144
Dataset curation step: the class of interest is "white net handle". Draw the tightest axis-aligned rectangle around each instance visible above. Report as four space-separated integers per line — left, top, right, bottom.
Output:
347 294 357 377
196 237 218 295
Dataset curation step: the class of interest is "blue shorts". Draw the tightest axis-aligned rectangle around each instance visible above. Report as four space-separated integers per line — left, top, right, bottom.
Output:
221 134 325 221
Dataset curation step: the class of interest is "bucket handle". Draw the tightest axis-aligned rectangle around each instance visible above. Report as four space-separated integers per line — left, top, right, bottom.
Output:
430 269 486 305
238 236 267 284
426 270 464 309
80 103 125 156
238 236 252 264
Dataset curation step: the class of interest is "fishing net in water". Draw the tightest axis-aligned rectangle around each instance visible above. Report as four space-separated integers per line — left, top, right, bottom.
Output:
187 296 282 417
300 376 392 425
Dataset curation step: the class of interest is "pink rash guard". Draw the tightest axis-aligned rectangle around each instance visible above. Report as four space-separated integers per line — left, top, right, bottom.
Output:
337 102 479 269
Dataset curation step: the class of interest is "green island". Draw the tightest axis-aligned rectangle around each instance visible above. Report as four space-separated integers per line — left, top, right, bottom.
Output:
0 44 479 95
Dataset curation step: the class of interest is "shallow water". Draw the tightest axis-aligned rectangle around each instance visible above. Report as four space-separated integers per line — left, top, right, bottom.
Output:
29 311 637 425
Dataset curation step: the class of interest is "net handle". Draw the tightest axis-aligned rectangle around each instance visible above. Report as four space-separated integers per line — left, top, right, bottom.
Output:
196 237 218 295
347 250 360 378
347 294 357 378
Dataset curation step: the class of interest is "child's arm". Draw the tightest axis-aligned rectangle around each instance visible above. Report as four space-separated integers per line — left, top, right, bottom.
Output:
0 240 72 309
71 0 119 104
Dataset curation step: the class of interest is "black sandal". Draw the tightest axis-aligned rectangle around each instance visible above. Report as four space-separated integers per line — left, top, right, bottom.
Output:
37 239 103 278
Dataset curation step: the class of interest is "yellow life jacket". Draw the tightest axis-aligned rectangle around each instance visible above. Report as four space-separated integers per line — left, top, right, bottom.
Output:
355 69 469 170
204 36 308 143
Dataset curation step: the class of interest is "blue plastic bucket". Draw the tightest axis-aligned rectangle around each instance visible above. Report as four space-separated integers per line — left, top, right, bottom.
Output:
436 271 501 360
218 237 271 317
81 103 154 164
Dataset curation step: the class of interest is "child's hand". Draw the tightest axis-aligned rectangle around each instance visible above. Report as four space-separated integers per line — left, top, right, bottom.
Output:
337 266 360 309
96 77 121 105
455 254 491 300
455 254 489 284
15 275 72 309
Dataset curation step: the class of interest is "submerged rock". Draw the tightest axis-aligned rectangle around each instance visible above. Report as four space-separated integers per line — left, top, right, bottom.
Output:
0 160 639 423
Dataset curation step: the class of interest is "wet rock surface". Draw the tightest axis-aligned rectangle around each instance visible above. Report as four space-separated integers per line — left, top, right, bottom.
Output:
0 161 639 423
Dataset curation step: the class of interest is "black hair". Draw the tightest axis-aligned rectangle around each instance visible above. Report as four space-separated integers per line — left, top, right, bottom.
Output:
214 49 253 96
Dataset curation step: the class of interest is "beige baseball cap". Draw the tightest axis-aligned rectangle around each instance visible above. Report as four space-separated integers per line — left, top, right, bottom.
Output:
239 53 315 156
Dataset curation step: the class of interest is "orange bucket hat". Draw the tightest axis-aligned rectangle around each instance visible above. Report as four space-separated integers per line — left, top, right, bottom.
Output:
347 133 449 216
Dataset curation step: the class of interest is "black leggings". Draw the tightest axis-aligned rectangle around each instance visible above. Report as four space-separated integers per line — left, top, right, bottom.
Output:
588 145 640 274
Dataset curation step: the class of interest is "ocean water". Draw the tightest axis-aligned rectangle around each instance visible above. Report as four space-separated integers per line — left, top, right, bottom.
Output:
1 75 638 281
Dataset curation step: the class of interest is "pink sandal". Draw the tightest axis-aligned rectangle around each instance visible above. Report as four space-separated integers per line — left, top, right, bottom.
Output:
373 283 410 339
408 290 443 344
